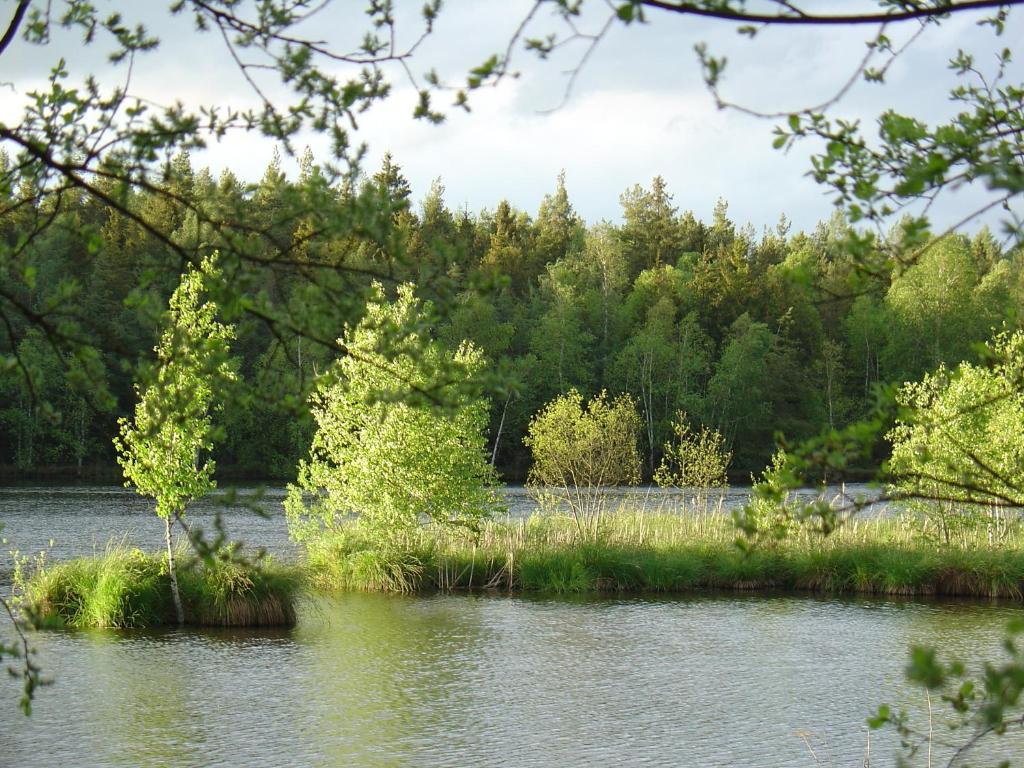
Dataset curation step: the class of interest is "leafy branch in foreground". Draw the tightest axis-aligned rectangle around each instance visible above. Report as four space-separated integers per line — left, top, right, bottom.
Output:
735 328 1024 541
734 328 1024 762
0 594 46 716
0 1 501 420
887 329 1024 545
869 618 1024 768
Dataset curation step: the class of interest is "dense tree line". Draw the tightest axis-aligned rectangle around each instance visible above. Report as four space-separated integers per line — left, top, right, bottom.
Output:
2 150 1020 480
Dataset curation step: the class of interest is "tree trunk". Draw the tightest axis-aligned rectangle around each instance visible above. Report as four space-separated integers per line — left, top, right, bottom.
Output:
491 391 512 466
75 405 85 477
164 516 184 625
825 360 835 430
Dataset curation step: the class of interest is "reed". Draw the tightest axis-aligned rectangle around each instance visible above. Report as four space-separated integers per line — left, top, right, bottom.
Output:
306 509 1024 598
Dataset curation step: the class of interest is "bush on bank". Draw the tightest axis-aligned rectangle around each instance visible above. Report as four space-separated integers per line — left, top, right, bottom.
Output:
18 546 303 629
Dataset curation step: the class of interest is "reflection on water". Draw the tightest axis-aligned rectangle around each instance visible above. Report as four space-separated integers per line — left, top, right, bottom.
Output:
2 593 1022 768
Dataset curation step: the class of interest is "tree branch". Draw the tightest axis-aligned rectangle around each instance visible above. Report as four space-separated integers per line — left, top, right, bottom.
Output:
639 0 1021 25
0 0 29 59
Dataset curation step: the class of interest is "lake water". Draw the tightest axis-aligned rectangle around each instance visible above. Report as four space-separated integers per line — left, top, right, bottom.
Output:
2 486 1019 768
0 483 885 566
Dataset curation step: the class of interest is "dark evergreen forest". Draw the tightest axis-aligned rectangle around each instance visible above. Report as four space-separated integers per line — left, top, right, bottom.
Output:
2 149 1019 481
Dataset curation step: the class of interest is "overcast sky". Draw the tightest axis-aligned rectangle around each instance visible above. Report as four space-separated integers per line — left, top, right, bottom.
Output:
3 1 1023 235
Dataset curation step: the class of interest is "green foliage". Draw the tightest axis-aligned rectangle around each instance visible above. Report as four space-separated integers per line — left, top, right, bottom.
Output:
113 254 236 519
733 450 802 545
618 175 686 279
304 528 425 593
705 313 775 459
4 3 1022 753
883 236 1007 384
611 270 711 473
534 171 584 267
887 329 1024 544
302 510 1024 597
528 260 597 404
286 283 501 546
654 411 731 512
112 253 235 624
3 168 1019 481
525 389 641 536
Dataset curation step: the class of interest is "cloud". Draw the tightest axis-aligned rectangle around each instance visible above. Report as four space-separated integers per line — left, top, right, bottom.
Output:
338 80 827 231
2 2 1020 236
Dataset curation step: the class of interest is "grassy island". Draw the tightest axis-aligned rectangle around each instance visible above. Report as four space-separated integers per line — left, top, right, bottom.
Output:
305 511 1024 599
18 509 1024 630
18 547 303 629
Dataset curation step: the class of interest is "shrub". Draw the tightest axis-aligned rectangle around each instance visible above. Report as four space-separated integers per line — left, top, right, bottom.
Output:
887 329 1024 545
654 410 731 513
525 389 641 538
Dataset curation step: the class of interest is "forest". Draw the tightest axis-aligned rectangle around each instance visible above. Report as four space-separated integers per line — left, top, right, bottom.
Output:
7 2 1024 763
2 149 1019 481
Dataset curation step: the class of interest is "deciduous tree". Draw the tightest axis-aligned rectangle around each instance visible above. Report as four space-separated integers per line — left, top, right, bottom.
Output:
113 255 236 625
285 284 500 546
525 389 641 538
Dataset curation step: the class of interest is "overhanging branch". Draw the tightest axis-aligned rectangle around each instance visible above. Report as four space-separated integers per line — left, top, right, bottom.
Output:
0 0 29 59
639 0 1020 25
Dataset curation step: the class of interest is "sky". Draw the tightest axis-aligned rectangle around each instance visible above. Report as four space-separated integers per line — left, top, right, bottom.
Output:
3 0 1023 235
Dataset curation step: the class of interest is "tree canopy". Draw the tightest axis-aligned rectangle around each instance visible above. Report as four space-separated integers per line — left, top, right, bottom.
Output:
285 283 500 544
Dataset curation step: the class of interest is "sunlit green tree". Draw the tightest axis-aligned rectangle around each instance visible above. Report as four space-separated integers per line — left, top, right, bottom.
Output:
525 389 641 538
286 283 500 546
887 329 1024 544
655 411 731 514
113 255 236 625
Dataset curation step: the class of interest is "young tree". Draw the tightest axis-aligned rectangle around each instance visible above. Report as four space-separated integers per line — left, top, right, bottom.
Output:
654 411 732 514
525 389 641 538
113 255 236 625
887 329 1024 544
285 283 500 546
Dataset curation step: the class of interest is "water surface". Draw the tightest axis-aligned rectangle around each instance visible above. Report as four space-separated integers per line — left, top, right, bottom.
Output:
0 483 882 564
2 593 1021 767
2 485 1016 768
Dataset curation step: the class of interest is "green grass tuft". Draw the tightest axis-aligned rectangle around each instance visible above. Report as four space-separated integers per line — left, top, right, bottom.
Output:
19 543 304 628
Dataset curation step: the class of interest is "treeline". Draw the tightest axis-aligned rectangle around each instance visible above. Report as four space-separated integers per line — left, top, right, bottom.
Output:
1 150 1020 480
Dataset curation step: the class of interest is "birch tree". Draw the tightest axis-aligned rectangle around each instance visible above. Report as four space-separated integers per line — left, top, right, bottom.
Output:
114 255 236 625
